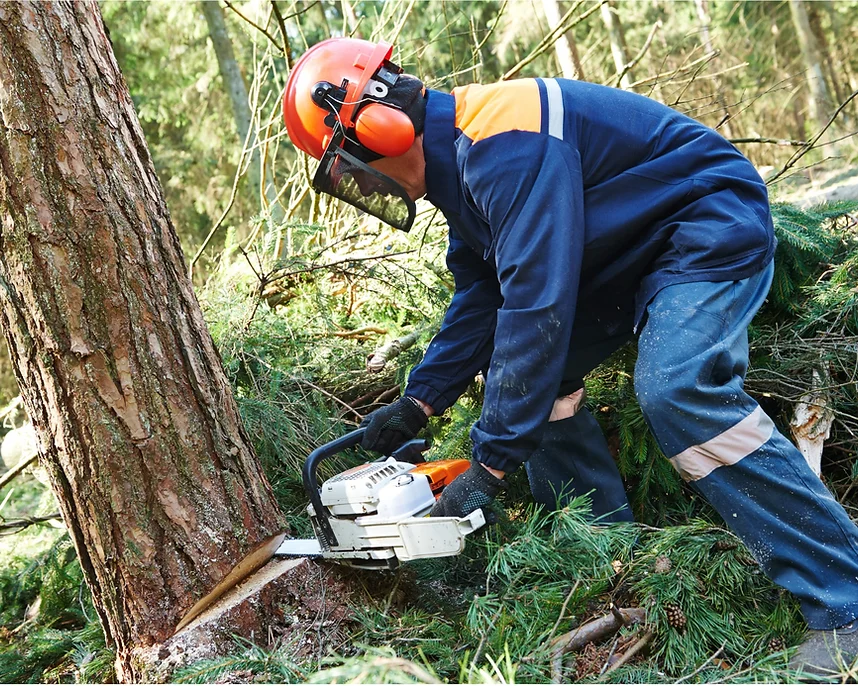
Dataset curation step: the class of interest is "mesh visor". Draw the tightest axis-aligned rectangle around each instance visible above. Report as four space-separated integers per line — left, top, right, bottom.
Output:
313 142 416 232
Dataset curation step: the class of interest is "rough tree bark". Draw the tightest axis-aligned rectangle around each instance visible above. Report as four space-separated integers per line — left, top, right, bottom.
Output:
0 1 288 679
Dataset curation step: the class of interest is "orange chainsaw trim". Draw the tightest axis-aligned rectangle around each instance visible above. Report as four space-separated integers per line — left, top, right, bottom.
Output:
411 459 470 497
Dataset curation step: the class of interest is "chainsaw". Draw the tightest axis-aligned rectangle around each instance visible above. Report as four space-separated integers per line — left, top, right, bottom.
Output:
274 427 486 570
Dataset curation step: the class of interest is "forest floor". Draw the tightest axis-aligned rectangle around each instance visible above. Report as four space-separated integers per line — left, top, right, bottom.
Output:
778 163 858 207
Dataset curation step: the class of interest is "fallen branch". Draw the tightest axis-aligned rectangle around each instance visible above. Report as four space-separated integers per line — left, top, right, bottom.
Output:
0 453 38 491
330 326 388 340
0 512 62 534
595 629 654 681
549 607 646 657
366 331 421 373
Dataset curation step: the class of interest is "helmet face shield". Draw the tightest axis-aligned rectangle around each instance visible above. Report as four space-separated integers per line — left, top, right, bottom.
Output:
313 134 416 232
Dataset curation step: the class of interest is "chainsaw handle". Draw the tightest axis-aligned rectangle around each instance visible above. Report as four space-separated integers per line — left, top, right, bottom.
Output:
302 428 367 548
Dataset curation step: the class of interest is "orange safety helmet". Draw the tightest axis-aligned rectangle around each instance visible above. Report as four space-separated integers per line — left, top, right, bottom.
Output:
283 38 416 160
282 38 422 232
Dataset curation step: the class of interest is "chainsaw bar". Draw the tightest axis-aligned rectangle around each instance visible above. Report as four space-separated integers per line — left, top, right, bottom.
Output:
275 538 324 558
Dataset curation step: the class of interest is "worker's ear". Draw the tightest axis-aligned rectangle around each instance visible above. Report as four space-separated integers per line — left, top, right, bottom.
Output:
353 103 415 157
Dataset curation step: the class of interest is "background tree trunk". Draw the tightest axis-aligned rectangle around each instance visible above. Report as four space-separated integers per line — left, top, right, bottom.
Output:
693 0 734 138
0 0 286 679
200 1 282 220
789 0 834 135
600 0 633 89
200 1 262 204
541 0 585 80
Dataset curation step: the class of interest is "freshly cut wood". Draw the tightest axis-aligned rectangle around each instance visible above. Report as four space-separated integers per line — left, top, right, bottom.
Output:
366 331 420 373
133 557 361 681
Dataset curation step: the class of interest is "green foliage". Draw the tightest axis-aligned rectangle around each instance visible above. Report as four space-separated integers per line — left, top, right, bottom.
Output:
0 536 114 684
765 201 855 320
629 523 802 676
172 636 304 684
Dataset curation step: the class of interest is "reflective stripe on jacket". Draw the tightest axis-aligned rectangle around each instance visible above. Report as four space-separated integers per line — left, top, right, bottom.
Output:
406 79 775 473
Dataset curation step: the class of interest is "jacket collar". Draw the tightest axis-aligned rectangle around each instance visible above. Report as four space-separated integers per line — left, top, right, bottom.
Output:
422 89 461 216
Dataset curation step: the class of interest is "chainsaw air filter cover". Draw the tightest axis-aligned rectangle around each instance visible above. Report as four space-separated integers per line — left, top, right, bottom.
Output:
320 457 435 517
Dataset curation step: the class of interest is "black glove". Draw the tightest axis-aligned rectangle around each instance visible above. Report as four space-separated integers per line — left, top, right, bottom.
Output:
360 396 428 455
429 460 508 521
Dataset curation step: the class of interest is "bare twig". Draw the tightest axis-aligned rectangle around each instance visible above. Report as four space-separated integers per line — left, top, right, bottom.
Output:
502 1 600 81
547 580 581 644
0 453 38 491
673 641 727 684
768 88 858 185
616 21 661 89
291 377 363 421
222 0 282 50
267 250 415 285
270 1 294 68
626 50 718 89
730 137 808 146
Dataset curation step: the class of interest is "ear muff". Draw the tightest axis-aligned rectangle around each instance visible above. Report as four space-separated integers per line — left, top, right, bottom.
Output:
353 103 415 158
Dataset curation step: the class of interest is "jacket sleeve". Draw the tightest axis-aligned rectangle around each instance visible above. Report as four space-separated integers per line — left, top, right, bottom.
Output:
405 227 503 413
465 131 586 473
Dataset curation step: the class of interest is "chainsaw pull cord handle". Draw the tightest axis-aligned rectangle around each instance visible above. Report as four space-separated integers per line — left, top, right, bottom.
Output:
303 428 367 549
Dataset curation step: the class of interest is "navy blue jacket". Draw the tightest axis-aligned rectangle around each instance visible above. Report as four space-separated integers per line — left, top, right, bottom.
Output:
405 78 775 473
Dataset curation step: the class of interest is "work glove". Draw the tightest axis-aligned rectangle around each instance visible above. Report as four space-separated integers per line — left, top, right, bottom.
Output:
360 396 428 456
430 460 508 522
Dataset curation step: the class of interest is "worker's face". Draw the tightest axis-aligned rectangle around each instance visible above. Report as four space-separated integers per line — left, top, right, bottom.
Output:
366 134 427 202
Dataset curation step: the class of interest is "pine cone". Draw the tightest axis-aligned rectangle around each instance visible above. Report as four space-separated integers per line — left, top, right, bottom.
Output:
711 539 739 552
664 601 687 630
768 637 786 653
654 555 672 574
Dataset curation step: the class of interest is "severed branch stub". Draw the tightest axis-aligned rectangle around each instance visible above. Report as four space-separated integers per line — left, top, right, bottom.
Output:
790 368 834 477
366 330 421 373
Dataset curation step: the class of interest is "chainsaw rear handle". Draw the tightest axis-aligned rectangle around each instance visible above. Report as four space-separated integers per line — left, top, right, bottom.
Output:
302 429 429 549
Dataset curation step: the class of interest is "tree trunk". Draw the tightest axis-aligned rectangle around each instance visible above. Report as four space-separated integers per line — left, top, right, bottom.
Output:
541 0 585 80
789 0 833 135
0 1 287 679
600 0 633 89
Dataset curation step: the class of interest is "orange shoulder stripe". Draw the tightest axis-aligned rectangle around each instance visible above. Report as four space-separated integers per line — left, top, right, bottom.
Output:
452 80 541 144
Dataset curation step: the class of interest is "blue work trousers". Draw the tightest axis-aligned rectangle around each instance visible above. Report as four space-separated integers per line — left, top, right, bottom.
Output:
529 262 858 628
635 261 858 629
